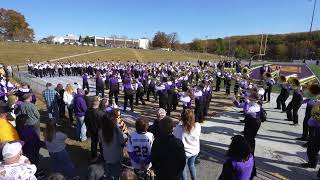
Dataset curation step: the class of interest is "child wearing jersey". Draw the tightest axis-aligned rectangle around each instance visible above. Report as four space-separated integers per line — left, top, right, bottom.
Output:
127 118 154 175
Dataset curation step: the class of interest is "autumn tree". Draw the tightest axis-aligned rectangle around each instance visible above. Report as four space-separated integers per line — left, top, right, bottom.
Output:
168 32 180 50
0 8 34 41
152 31 171 48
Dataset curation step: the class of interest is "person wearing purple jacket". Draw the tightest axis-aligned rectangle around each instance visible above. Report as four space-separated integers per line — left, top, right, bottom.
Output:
123 75 135 112
95 72 105 98
82 73 90 91
73 89 87 141
219 135 254 180
109 74 120 105
302 114 320 179
15 114 41 166
297 83 320 143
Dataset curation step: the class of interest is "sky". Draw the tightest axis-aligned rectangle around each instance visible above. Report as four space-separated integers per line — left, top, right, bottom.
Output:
1 0 320 42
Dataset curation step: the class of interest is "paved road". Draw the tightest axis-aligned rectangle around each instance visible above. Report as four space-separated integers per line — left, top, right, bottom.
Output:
17 73 297 180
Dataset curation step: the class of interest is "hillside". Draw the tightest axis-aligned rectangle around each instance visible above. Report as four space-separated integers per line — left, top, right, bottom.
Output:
0 42 222 65
188 31 320 61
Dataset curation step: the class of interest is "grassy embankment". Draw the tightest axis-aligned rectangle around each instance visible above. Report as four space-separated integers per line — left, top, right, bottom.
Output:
0 42 222 65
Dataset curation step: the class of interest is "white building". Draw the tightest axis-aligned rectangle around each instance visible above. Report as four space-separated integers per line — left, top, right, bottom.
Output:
89 36 149 49
63 34 79 43
52 36 65 44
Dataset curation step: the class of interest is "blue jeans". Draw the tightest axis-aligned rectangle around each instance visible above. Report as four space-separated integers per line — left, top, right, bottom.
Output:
47 104 59 121
182 155 197 180
49 149 76 178
104 162 121 180
76 116 87 141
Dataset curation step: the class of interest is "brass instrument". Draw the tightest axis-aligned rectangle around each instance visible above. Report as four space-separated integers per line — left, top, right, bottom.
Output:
241 67 251 75
299 75 317 89
224 68 236 74
263 72 272 79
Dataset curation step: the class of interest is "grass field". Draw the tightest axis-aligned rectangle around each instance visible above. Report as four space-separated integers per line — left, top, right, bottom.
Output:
308 64 320 80
0 42 222 65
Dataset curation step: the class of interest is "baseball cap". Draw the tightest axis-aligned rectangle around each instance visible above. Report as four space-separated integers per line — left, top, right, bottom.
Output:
0 100 10 113
2 141 24 160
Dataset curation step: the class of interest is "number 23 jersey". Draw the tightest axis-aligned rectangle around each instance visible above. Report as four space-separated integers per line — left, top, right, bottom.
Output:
127 131 154 169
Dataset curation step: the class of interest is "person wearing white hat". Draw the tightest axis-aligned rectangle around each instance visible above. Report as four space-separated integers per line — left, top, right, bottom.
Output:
0 141 37 180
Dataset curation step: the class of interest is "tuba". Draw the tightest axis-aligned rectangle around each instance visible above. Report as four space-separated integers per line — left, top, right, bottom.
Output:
242 67 250 75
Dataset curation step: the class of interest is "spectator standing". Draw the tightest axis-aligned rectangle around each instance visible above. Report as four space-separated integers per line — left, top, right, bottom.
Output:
15 83 36 104
151 117 186 180
42 83 59 121
84 96 105 162
0 101 20 160
174 110 201 180
127 118 154 175
44 121 76 179
55 84 65 119
99 114 126 180
19 93 41 137
73 89 88 142
148 108 166 140
63 84 75 124
7 95 19 127
15 114 41 165
0 141 37 180
219 135 254 180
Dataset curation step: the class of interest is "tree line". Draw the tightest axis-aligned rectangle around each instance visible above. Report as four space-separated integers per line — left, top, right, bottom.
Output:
0 8 34 41
152 31 320 61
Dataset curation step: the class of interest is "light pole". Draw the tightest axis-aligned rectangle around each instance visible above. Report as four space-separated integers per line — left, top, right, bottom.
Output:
309 0 317 33
205 35 208 53
306 0 317 60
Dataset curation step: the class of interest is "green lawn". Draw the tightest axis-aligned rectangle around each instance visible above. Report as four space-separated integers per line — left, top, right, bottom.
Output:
308 64 320 80
0 42 223 65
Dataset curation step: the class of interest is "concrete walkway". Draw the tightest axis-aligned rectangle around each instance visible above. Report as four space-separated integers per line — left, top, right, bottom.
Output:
200 93 319 179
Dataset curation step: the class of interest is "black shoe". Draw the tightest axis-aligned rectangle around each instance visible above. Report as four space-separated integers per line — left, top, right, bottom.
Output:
274 108 281 110
302 143 308 148
301 163 316 168
291 123 299 126
296 137 307 141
